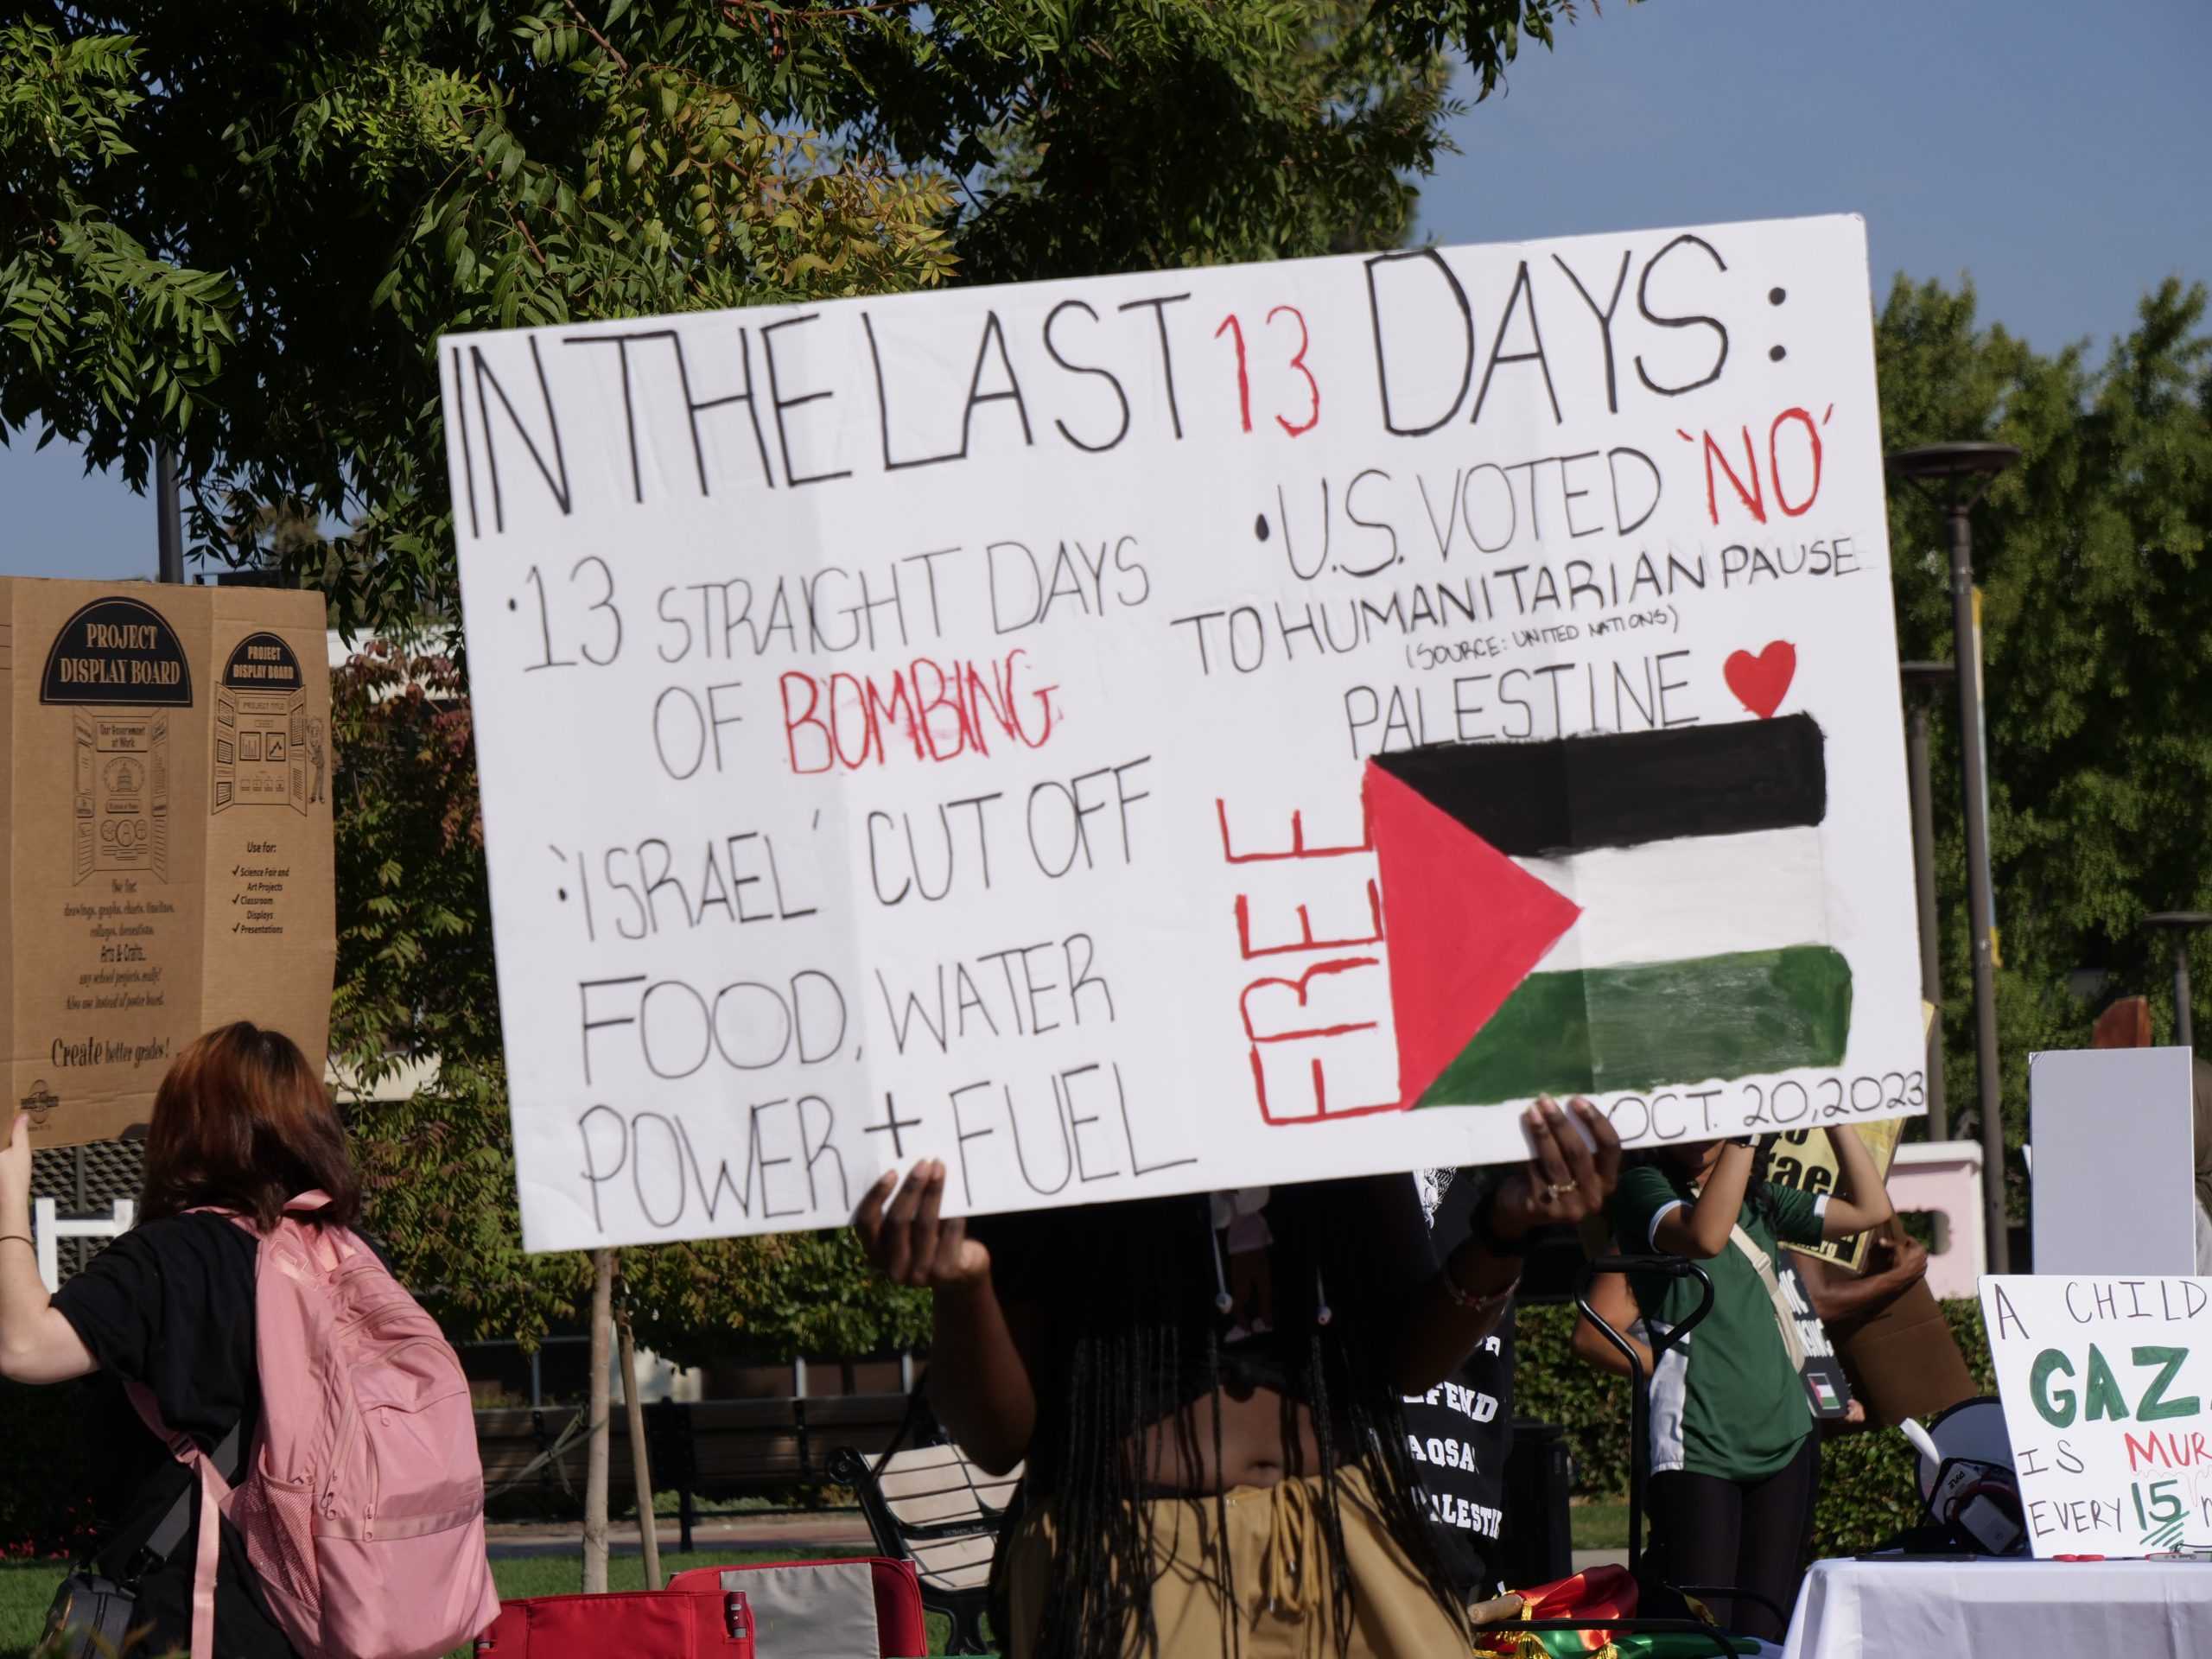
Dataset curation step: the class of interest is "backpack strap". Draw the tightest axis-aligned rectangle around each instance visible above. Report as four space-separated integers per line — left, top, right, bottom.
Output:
125 1382 241 1659
1726 1223 1808 1373
141 1417 244 1561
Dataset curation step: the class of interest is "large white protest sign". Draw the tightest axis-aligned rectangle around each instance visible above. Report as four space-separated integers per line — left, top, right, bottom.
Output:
1981 1275 2212 1556
442 213 1926 1252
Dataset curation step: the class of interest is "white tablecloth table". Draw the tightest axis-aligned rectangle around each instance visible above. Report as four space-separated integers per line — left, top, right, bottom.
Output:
1783 1559 2212 1658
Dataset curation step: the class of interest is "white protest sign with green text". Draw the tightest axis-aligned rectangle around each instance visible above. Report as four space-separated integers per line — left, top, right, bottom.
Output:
1981 1274 2212 1556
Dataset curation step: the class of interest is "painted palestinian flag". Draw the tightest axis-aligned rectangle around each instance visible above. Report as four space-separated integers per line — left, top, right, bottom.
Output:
1364 714 1850 1108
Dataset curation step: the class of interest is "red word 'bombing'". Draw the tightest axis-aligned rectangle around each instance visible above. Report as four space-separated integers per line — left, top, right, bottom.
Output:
781 652 1061 775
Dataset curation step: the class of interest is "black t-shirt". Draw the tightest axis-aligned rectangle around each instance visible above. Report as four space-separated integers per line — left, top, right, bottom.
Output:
53 1212 296 1659
1404 1169 1517 1595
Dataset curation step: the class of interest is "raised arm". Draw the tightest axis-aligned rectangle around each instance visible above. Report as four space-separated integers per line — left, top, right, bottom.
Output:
1791 1229 1928 1331
0 1115 96 1385
1649 1141 1755 1258
1818 1125 1896 1240
1395 1096 1622 1393
854 1160 1036 1475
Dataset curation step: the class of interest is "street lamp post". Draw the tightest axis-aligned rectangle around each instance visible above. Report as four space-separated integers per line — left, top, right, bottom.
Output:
155 443 185 584
1900 661 1956 1139
2144 912 2212 1050
1887 442 2019 1273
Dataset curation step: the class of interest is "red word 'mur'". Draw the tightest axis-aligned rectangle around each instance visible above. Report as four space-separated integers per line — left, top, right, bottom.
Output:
2125 1429 2212 1472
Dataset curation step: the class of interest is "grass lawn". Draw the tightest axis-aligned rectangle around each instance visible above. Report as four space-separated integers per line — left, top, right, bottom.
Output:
0 1566 56 1659
2 1548 969 1658
1569 1498 1631 1552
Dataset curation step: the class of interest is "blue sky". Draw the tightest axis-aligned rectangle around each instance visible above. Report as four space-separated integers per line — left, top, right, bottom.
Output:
1416 0 2209 355
4 0 2204 582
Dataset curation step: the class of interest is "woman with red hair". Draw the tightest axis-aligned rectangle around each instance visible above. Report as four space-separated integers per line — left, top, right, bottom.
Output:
0 1022 361 1658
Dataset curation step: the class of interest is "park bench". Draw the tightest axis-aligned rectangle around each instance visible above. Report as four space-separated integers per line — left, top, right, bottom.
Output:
830 1440 1021 1656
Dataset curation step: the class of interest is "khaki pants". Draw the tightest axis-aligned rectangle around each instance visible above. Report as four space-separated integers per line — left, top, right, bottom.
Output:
1001 1465 1471 1659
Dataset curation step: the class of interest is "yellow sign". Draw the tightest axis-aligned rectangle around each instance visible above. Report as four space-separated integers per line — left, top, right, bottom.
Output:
1767 1120 1907 1274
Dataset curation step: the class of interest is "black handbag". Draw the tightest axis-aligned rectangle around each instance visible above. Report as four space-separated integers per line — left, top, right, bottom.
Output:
40 1419 241 1659
40 1571 146 1659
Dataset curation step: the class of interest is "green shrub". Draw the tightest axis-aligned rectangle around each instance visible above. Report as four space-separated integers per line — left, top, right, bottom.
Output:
1512 1303 1635 1502
1513 1298 1996 1555
0 1380 103 1560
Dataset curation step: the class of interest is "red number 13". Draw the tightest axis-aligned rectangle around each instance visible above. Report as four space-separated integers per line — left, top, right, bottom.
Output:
1215 305 1321 437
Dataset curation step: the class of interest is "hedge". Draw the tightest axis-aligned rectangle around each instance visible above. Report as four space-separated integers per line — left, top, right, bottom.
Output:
6 1299 1998 1565
1514 1296 1996 1555
0 1379 105 1560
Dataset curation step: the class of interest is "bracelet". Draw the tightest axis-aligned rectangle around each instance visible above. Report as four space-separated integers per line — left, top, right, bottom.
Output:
1469 1183 1529 1258
1438 1250 1521 1313
0 1234 32 1249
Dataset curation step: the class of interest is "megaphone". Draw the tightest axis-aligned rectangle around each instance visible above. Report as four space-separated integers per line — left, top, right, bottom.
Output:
1901 1398 2025 1557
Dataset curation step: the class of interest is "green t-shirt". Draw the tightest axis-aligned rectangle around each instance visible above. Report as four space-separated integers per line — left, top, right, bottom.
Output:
1610 1165 1827 1482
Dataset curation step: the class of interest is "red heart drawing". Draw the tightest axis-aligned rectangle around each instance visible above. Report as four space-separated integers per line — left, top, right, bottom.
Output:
1725 640 1796 719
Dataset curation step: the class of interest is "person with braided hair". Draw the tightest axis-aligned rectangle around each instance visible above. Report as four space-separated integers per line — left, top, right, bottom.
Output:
854 1095 1621 1659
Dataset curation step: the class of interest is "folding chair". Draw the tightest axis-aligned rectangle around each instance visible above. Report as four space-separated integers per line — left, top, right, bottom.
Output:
829 1438 1020 1655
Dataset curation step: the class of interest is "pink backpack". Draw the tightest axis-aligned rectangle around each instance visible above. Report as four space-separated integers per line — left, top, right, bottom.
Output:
132 1193 500 1659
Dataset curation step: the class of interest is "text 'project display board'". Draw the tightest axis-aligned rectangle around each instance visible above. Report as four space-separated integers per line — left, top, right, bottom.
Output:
1982 1275 2212 1556
443 213 1926 1251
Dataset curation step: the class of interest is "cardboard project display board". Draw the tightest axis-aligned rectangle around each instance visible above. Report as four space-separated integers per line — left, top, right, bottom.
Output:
442 213 1929 1253
2 580 336 1146
2031 1047 2197 1277
1835 1274 1978 1428
1982 1274 2212 1556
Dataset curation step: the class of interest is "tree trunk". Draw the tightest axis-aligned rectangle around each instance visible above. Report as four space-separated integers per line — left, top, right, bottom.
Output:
582 1248 615 1593
618 1305 663 1591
